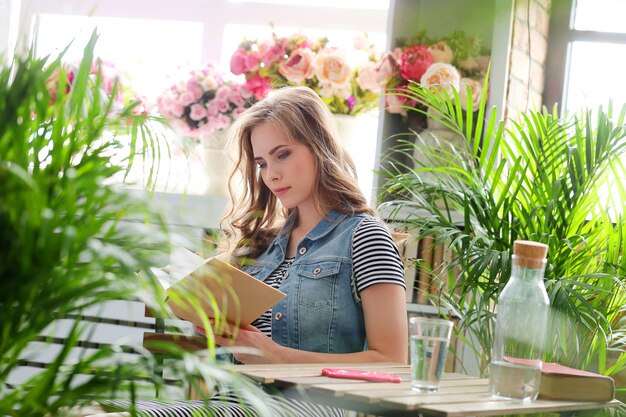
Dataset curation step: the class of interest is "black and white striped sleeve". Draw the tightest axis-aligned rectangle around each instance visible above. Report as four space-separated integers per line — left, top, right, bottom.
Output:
352 217 406 293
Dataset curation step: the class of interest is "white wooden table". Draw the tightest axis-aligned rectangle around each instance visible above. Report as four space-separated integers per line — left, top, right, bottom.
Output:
233 363 622 417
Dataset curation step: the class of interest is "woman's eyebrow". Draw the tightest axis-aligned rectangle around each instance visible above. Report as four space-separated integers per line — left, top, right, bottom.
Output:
268 144 289 156
254 144 289 161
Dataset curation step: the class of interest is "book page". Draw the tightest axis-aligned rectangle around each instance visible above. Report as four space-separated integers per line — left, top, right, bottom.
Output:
169 244 208 282
149 244 206 290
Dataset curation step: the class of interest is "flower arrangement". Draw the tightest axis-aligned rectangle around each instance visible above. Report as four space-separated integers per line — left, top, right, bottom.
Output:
229 31 382 116
156 63 255 147
46 58 148 116
378 31 490 116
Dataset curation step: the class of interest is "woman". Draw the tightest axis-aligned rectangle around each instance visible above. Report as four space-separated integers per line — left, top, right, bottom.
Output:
104 86 408 417
214 85 408 365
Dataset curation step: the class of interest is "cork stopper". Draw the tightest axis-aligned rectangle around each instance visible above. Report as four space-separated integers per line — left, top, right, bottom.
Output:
513 240 548 268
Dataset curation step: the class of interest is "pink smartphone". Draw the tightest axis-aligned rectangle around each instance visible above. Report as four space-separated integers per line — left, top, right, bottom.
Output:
321 368 402 383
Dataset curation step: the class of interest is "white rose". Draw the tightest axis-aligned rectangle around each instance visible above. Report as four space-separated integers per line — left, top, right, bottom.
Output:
315 49 351 85
420 63 461 96
459 78 483 111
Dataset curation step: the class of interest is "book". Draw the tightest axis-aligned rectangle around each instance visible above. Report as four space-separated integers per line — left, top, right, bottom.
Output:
503 358 615 402
154 246 286 330
539 362 615 402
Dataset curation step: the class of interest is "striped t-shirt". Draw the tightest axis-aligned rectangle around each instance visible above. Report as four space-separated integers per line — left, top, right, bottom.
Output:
252 217 406 336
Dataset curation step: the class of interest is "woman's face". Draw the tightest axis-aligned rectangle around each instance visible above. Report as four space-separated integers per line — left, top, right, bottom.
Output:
251 122 318 211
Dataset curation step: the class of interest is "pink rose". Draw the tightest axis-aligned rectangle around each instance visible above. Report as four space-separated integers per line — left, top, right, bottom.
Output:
156 92 177 113
179 91 196 106
260 40 286 66
206 101 220 117
186 78 203 101
171 101 184 118
385 94 407 116
376 53 400 84
216 85 231 101
420 63 461 95
245 52 260 73
231 83 253 100
356 61 382 93
216 99 230 113
232 106 247 118
278 48 316 83
189 103 207 121
315 49 351 85
400 45 433 81
215 114 230 129
230 94 245 107
459 78 484 111
230 48 249 75
246 74 272 100
428 41 454 64
238 84 253 99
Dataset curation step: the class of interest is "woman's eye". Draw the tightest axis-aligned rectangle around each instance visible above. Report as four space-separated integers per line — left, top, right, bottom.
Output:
277 151 290 160
256 162 266 169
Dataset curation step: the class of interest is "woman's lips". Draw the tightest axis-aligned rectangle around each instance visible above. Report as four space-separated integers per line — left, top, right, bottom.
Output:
273 187 290 196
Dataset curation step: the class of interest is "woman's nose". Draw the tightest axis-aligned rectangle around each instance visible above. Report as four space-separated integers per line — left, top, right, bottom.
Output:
266 164 281 181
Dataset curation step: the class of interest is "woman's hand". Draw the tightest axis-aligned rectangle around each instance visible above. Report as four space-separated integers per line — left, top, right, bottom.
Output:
195 323 285 364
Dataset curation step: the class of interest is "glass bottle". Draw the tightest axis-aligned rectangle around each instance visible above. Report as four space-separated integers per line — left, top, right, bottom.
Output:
489 240 550 401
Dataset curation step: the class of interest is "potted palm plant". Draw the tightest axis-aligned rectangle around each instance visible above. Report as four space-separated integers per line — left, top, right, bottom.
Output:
379 77 626 403
0 33 274 416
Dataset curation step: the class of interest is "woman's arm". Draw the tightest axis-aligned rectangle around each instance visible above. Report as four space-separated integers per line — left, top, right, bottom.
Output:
212 283 408 364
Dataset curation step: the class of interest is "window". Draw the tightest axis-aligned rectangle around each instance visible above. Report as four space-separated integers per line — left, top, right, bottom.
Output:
544 0 626 113
18 0 388 198
543 0 626 219
35 14 204 101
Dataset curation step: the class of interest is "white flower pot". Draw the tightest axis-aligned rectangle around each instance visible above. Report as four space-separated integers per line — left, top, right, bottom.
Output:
202 145 232 196
333 113 379 204
200 129 233 196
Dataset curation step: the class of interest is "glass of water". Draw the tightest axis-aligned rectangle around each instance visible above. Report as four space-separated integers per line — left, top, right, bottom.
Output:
409 316 453 392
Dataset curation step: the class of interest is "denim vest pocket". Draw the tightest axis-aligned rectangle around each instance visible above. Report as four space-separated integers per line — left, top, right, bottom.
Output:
297 260 341 309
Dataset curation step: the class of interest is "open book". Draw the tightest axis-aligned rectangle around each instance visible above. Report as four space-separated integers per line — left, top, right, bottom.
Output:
154 246 286 330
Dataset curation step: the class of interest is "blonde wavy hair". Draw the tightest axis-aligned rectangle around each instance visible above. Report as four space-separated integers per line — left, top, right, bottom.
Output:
222 86 375 261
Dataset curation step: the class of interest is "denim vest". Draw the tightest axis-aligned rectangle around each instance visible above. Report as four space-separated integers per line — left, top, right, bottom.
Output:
242 210 368 354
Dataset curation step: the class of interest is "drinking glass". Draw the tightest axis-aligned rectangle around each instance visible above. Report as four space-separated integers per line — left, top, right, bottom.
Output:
409 316 453 392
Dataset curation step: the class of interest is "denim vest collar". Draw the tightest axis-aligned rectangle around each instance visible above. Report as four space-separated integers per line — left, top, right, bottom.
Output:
272 209 349 252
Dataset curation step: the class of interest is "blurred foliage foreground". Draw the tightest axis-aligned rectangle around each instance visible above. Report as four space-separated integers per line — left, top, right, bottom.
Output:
0 33 275 416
